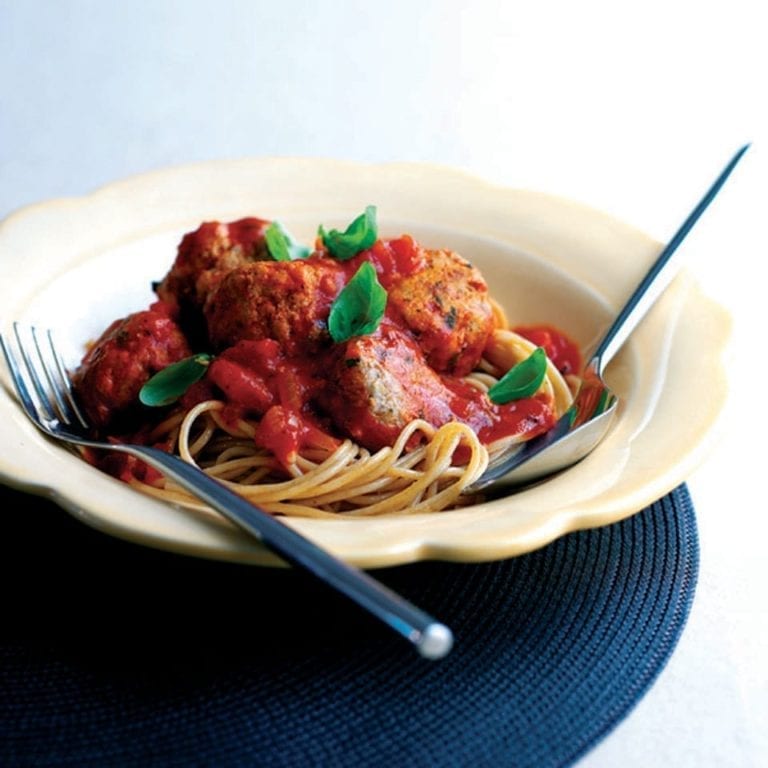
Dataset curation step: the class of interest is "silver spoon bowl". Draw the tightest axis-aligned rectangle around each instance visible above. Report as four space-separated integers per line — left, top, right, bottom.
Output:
466 144 749 495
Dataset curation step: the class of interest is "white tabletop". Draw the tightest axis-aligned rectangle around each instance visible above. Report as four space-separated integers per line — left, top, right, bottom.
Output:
1 1 765 764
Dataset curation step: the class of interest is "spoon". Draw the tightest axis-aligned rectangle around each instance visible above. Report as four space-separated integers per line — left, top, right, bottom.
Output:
466 144 749 494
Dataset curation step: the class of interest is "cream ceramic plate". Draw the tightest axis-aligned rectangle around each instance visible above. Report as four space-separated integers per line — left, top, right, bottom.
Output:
0 158 730 567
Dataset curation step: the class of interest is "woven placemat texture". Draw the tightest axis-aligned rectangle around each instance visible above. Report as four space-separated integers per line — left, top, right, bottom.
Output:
0 484 698 767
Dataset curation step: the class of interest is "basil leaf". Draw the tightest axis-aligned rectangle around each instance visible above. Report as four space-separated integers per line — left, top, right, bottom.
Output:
139 354 213 407
488 347 548 404
328 262 387 343
318 205 378 260
265 221 310 261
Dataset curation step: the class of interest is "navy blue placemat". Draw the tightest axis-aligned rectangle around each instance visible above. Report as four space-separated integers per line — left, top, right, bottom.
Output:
0 484 698 768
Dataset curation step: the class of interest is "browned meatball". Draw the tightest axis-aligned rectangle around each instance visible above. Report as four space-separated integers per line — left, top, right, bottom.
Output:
155 217 271 311
387 248 493 376
74 305 192 429
203 257 345 356
319 324 456 451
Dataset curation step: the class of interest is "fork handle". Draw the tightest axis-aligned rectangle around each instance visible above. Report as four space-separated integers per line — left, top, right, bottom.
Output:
122 445 453 659
591 144 749 372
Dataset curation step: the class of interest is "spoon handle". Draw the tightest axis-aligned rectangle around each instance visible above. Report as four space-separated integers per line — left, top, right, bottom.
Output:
591 144 749 373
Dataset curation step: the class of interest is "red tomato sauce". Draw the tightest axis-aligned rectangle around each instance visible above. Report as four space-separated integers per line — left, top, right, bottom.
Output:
513 324 582 376
203 339 341 467
77 218 583 480
352 235 425 288
183 326 560 471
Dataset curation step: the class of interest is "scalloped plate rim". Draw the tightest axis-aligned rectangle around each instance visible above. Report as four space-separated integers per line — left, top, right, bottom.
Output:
0 157 731 567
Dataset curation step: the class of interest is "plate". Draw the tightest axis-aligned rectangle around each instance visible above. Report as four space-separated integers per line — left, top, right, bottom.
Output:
0 158 730 567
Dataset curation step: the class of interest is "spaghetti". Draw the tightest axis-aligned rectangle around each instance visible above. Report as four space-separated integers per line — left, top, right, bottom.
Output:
74 210 579 517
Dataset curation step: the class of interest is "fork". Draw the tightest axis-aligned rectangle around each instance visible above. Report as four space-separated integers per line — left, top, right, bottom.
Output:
0 323 453 659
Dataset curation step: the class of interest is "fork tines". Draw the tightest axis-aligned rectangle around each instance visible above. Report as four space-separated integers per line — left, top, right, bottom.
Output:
0 323 87 429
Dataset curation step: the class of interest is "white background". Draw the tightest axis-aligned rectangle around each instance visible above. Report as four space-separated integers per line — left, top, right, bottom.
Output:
1 1 765 764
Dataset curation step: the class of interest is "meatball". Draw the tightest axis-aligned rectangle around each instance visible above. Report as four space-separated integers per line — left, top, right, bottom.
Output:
320 324 456 451
203 257 345 356
155 217 271 311
386 248 493 376
74 305 192 429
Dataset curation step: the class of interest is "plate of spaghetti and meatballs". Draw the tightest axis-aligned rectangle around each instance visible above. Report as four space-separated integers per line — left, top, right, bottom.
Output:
0 159 730 566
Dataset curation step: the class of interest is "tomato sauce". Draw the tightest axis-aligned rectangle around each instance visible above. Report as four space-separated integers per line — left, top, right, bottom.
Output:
254 405 340 468
204 333 558 468
513 324 581 375
178 218 270 265
443 376 554 454
77 217 583 481
205 338 341 468
226 217 272 250
353 235 425 288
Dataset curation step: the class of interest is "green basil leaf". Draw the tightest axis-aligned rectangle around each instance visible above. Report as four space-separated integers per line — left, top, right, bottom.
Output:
328 262 387 343
265 221 310 261
139 354 213 407
488 347 548 404
318 205 378 260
